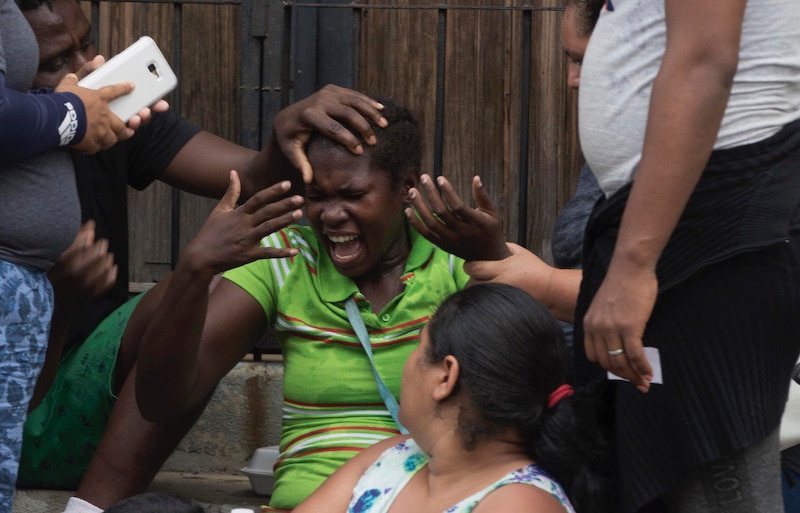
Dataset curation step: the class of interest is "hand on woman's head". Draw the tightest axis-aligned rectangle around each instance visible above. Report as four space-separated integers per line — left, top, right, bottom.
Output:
273 85 388 183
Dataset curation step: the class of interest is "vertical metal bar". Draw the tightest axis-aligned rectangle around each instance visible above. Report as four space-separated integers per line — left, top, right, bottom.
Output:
261 0 288 143
516 9 531 247
170 2 183 268
281 1 292 108
432 7 447 178
290 1 319 104
90 1 99 47
240 0 267 149
351 6 361 87
316 0 355 89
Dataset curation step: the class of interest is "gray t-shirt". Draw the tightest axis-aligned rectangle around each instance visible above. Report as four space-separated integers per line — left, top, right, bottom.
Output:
579 0 800 198
0 0 79 271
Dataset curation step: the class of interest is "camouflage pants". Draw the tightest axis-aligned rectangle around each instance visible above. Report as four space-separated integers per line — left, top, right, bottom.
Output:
0 260 52 513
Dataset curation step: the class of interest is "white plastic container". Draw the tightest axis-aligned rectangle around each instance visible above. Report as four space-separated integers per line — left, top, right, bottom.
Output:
240 445 279 496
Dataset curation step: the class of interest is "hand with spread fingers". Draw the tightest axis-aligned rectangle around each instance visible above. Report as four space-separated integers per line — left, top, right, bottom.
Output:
180 170 304 275
582 260 656 393
273 85 388 184
405 174 510 262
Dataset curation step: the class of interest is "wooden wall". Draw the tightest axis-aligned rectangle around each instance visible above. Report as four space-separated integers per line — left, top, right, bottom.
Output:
358 0 582 260
86 0 582 286
84 0 239 284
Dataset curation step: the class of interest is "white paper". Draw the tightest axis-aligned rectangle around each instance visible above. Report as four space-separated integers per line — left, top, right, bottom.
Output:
607 346 663 385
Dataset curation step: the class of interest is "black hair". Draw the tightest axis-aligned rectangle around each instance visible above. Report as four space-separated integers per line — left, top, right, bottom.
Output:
306 94 421 188
15 0 56 11
103 493 206 513
425 284 609 513
565 0 604 38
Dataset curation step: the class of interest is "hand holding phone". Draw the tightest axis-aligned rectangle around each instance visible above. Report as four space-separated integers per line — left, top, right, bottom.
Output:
78 36 178 123
56 73 135 153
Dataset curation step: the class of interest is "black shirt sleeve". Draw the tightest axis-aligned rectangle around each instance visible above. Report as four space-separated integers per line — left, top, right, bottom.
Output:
125 109 202 190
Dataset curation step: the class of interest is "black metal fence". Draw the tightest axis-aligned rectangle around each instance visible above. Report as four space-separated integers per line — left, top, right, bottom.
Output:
91 0 577 286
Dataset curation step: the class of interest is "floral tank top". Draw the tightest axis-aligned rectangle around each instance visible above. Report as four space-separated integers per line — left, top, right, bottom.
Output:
347 439 576 513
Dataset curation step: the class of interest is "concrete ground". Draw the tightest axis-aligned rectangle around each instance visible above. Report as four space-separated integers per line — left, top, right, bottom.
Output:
14 472 265 513
13 357 284 513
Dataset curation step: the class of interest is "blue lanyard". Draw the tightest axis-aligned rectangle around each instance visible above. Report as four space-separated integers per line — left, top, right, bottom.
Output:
344 297 408 434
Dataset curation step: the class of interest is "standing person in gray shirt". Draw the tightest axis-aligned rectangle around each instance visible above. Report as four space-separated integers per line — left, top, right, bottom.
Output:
0 0 151 508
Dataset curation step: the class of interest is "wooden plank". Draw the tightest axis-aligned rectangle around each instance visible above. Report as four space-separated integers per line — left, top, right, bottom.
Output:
104 1 241 283
99 0 178 283
179 3 241 252
358 0 577 263
359 0 439 180
527 4 565 261
441 0 511 244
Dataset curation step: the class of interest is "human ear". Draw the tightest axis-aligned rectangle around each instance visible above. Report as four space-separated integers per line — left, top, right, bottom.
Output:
402 174 419 203
432 355 460 402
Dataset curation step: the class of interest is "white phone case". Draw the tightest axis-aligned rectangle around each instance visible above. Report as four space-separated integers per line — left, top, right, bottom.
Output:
78 36 178 122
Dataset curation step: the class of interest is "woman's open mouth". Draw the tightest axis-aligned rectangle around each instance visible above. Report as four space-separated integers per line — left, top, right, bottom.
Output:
328 234 362 264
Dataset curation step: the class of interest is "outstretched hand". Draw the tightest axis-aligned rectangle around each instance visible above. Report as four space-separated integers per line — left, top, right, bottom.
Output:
466 242 552 294
273 85 387 183
406 174 509 261
180 170 304 275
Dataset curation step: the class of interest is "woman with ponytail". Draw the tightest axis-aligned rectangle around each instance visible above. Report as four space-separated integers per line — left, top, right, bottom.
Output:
293 283 608 513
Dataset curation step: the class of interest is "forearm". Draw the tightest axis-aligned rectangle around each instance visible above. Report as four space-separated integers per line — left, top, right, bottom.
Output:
545 268 582 323
164 130 302 202
611 37 737 274
162 131 257 199
29 296 74 410
0 74 87 162
243 132 305 197
465 244 580 323
135 261 215 421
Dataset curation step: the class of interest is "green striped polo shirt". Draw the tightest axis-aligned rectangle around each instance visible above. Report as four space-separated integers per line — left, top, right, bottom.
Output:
224 225 469 510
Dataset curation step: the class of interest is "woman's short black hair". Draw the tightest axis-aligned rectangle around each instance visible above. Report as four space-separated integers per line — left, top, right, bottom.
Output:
306 94 421 188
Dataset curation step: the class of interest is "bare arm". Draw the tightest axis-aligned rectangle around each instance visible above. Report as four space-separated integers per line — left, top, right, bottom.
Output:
135 174 303 421
465 243 581 322
160 85 387 200
581 0 747 391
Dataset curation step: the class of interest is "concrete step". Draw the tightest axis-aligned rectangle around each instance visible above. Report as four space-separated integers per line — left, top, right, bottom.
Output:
14 356 285 512
162 356 284 474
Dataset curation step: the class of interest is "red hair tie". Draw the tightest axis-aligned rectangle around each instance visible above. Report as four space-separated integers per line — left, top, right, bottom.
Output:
546 384 574 409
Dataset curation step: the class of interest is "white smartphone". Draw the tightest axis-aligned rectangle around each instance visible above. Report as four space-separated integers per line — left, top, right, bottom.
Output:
78 36 178 122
